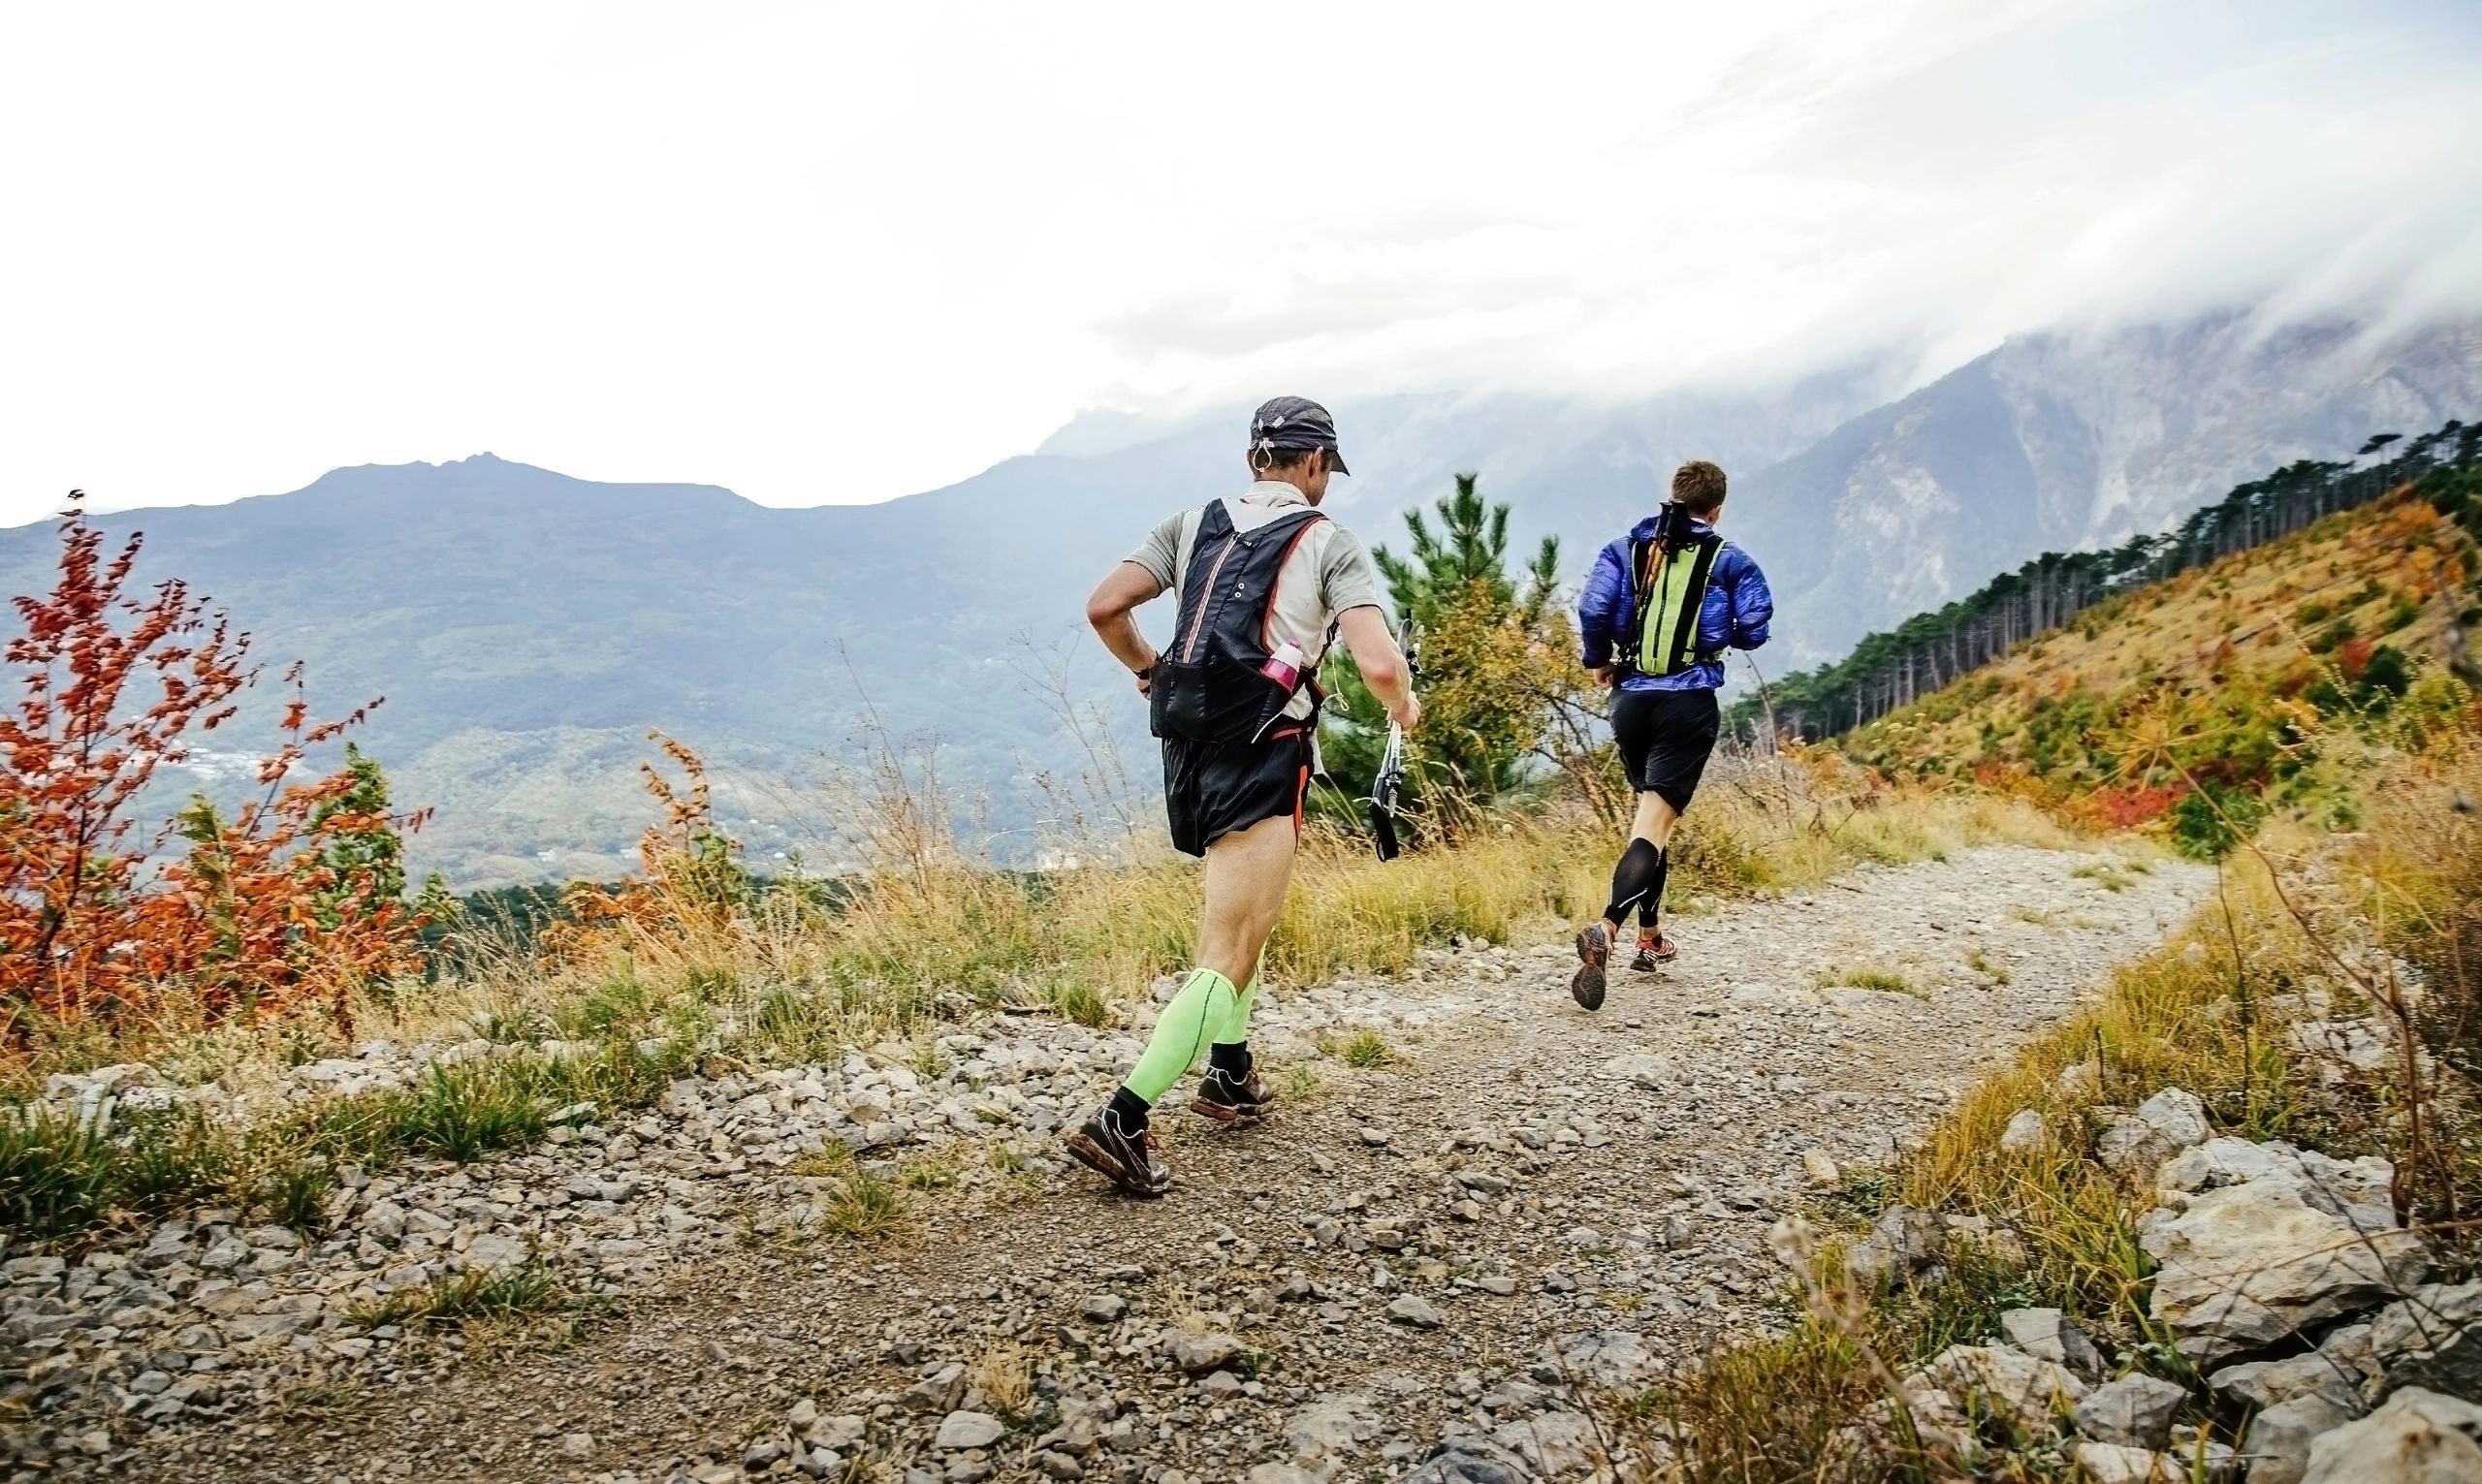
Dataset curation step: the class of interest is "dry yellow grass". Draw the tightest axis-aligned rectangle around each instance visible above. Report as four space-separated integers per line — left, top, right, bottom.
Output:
13 741 2067 1104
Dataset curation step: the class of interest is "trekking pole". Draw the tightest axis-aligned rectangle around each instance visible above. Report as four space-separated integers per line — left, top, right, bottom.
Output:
1368 616 1419 861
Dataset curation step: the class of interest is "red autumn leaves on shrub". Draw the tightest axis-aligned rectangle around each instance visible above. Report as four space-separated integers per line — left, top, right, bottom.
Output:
0 496 429 1038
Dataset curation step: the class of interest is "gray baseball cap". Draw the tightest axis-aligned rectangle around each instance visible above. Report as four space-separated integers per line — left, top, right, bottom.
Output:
1249 395 1350 476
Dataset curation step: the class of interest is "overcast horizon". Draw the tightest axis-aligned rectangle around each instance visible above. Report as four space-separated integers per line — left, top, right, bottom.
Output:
6 0 2480 523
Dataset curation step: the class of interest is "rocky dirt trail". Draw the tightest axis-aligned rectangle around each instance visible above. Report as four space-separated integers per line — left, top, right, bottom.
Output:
62 843 2208 1484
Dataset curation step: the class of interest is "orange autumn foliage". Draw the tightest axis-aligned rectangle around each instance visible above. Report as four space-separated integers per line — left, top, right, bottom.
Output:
0 497 430 1037
2080 781 2185 831
542 731 753 962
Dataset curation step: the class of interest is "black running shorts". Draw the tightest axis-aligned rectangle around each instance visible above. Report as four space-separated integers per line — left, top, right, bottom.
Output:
1611 686 1721 814
1161 725 1314 858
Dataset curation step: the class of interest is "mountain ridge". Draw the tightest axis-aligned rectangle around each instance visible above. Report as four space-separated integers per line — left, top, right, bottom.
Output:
5 310 2474 885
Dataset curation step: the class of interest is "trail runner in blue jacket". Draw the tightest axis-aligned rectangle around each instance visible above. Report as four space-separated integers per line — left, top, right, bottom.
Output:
1568 459 1773 1009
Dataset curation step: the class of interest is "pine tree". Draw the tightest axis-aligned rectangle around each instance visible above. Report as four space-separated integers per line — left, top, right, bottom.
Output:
308 743 409 926
1370 472 1560 627
1319 472 1584 829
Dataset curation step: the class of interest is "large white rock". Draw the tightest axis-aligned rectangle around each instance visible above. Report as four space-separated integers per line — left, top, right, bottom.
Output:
934 1410 1005 1451
2098 1088 2212 1178
1168 1331 1245 1374
2157 1137 2314 1198
2301 1387 2482 1484
2287 1017 2401 1075
2154 1137 2396 1232
1282 1396 1373 1468
1845 1204 1946 1287
2074 1441 2185 1483
1998 1108 2048 1154
2365 1281 2482 1400
2072 1373 2186 1450
2243 1393 2360 1484
2000 1308 2105 1382
1489 1409 1601 1477
2142 1179 2430 1364
1914 1345 2085 1436
1551 1330 1656 1390
2209 1349 2368 1412
461 1232 529 1273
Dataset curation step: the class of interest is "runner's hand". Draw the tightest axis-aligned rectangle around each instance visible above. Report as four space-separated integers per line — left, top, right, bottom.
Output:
1389 694 1422 732
1592 664 1618 687
1133 660 1157 698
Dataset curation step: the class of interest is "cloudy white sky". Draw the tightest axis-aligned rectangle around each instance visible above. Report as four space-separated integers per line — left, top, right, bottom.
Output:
3 0 2478 523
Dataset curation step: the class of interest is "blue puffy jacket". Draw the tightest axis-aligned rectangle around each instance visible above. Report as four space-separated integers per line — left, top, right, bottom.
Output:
1576 513 1773 692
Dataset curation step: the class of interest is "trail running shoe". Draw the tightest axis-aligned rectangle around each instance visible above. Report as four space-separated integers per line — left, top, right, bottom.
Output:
1066 1111 1170 1198
1193 1066 1274 1126
1631 931 1678 973
1572 923 1610 1011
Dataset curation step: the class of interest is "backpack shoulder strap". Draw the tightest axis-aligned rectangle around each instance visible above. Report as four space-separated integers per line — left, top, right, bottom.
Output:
1657 533 1725 675
1247 505 1325 544
1615 534 1656 669
1256 509 1330 650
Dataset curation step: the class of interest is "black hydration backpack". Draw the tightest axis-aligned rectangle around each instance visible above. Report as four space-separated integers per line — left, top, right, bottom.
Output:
1149 498 1328 744
1617 501 1724 679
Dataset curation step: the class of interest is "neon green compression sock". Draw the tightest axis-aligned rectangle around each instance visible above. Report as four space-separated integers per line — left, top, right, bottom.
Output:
1211 958 1261 1047
1122 968 1239 1104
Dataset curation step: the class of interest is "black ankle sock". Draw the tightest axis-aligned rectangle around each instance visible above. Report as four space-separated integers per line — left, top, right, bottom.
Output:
1208 1041 1252 1080
1604 838 1662 928
1638 848 1670 934
1107 1085 1151 1133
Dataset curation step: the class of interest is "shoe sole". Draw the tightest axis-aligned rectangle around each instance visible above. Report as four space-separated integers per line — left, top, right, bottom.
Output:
1629 951 1677 973
1572 925 1608 1011
1189 1098 1270 1128
1066 1131 1169 1198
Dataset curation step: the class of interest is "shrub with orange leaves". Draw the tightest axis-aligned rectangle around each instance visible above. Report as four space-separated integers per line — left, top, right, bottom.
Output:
0 495 430 1040
544 731 755 962
2080 781 2185 831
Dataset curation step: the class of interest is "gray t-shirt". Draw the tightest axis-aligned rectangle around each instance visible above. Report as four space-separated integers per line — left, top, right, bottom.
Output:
1127 481 1385 720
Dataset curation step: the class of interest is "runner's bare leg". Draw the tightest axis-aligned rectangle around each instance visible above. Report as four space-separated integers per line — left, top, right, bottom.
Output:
1197 812 1299 987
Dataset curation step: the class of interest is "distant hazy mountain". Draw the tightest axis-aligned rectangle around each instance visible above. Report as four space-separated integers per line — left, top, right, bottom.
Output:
1734 314 2482 664
0 376 1877 886
5 311 2470 885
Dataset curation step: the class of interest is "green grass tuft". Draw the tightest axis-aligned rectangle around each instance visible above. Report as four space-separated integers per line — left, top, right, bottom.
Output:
1324 1028 1397 1068
1817 966 1917 996
396 1063 547 1162
818 1171 910 1241
1054 982 1110 1028
347 1261 586 1331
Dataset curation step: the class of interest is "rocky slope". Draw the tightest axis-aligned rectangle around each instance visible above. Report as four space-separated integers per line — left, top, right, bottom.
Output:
1842 1081 2477 1483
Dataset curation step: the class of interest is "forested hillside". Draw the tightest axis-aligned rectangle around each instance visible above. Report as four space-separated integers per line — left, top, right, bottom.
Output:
1747 417 2482 740
1813 463 2480 855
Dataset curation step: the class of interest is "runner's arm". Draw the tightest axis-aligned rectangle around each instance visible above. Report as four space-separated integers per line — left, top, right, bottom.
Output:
1086 561 1166 692
1724 550 1773 649
1337 605 1419 731
1577 540 1625 675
